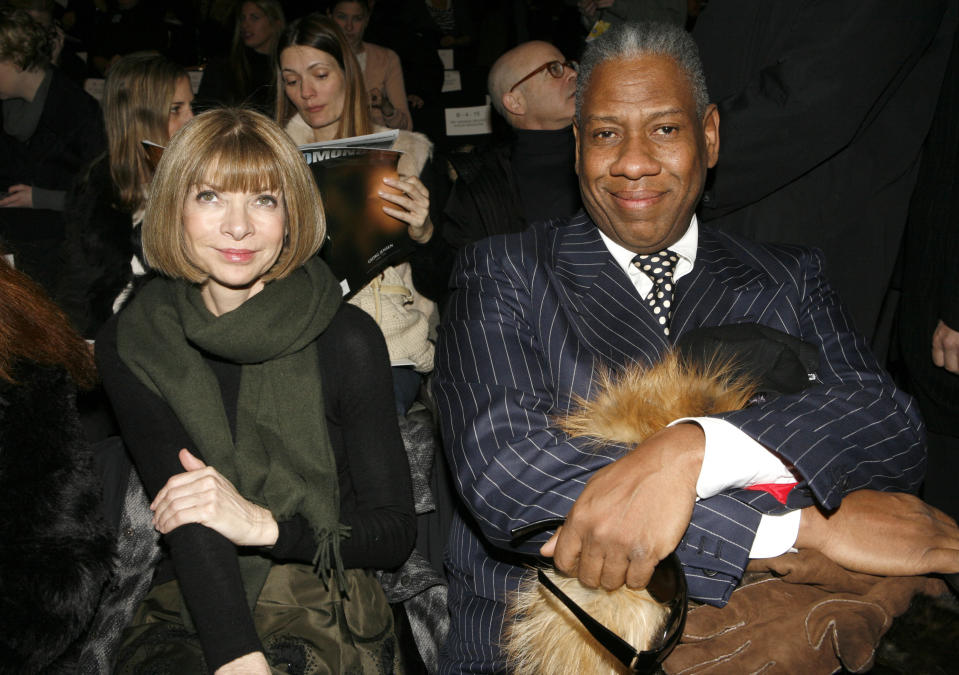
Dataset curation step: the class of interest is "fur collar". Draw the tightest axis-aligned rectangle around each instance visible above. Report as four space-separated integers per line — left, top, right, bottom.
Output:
0 362 114 672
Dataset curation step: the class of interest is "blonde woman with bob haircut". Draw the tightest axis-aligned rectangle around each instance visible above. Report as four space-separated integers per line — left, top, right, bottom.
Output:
96 107 415 675
57 52 195 337
142 107 322 285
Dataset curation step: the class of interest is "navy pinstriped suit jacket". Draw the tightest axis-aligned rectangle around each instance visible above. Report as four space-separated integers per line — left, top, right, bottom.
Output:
433 213 924 672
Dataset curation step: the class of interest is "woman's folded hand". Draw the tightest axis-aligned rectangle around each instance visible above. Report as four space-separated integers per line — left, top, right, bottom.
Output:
215 651 271 675
150 448 279 547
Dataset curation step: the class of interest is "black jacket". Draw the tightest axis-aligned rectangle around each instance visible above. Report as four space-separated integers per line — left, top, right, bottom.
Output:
57 155 146 338
0 68 105 192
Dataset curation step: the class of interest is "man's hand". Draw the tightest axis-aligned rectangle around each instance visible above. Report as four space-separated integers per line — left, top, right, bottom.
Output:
0 184 33 208
796 490 959 577
540 423 705 591
932 319 959 374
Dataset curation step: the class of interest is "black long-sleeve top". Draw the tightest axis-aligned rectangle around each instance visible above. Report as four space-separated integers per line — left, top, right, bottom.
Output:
96 303 415 671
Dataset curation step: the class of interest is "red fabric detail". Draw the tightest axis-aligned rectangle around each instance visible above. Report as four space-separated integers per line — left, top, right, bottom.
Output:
744 482 797 505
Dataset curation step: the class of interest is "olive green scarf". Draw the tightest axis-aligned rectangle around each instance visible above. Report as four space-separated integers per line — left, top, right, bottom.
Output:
117 257 347 616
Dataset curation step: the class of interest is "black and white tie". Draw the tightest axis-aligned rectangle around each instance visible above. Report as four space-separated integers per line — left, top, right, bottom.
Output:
633 249 679 336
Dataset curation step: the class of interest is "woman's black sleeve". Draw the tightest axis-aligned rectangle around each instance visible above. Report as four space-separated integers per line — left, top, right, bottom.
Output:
268 306 416 568
327 306 417 568
409 153 456 306
95 317 262 673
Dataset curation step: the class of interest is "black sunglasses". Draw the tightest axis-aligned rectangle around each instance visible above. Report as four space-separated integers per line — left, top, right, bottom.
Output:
510 518 688 673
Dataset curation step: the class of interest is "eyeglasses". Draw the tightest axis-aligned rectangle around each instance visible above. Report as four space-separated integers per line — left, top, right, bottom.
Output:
511 518 688 673
508 60 577 93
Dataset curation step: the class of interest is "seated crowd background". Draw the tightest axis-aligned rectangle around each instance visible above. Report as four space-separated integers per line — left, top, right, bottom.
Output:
1 1 958 673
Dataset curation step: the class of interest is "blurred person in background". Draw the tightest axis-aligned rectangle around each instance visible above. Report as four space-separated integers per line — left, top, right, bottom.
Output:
57 53 193 338
196 0 284 115
330 0 412 130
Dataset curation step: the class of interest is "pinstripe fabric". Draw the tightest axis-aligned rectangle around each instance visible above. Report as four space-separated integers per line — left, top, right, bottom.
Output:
433 213 925 673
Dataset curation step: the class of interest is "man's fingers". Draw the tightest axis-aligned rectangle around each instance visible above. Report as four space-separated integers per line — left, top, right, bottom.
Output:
919 546 959 574
599 551 629 590
575 543 605 588
550 526 583 578
932 344 945 367
625 555 656 590
539 528 560 557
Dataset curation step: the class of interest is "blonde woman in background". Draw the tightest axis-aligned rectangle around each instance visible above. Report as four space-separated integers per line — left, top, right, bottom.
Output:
57 53 193 338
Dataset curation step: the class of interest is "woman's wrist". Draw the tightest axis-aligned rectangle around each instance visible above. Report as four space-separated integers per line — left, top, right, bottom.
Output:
250 504 280 547
409 215 434 244
215 651 271 675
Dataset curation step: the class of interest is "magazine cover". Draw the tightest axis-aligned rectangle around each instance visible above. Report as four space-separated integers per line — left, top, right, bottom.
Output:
299 131 413 297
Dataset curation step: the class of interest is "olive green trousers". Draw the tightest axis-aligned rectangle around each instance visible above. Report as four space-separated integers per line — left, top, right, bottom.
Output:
115 564 400 674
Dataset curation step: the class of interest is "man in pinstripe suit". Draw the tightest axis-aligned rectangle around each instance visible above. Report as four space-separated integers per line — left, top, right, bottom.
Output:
433 23 952 673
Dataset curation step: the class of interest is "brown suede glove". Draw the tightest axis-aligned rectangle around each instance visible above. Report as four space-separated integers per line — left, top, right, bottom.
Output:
663 551 947 674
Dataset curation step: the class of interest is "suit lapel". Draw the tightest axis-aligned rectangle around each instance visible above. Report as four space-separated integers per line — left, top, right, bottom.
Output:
548 213 669 369
671 226 773 339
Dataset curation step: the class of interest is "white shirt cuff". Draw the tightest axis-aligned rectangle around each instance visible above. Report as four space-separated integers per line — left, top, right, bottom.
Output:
750 510 801 558
671 417 797 499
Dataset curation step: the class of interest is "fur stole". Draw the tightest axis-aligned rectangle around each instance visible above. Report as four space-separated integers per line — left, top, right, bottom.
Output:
0 362 115 673
503 350 757 675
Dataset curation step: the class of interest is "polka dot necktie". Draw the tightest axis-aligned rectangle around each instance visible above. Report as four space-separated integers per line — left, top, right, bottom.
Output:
633 249 679 336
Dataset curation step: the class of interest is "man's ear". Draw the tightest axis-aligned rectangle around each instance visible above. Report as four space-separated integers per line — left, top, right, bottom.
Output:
572 120 581 175
702 103 720 169
502 90 525 117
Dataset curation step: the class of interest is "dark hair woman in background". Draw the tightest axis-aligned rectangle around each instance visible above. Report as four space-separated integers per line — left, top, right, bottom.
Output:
196 0 285 115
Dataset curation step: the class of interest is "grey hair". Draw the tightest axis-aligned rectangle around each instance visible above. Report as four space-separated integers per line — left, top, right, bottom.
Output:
575 22 710 122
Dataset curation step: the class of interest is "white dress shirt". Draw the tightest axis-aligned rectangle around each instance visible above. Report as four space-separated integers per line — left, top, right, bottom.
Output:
598 216 801 557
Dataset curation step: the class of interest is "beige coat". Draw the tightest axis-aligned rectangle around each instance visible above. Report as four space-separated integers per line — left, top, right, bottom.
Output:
285 116 437 372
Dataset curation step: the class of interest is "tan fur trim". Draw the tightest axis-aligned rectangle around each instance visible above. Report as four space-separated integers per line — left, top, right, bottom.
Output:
505 570 667 675
377 125 433 177
559 350 757 447
503 349 758 673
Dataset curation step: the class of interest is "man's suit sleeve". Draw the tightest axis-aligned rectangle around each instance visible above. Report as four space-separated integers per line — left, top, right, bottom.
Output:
434 236 766 605
712 244 926 514
434 239 606 551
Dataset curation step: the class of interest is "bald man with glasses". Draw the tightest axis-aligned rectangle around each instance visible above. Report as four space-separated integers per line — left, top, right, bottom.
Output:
442 41 582 249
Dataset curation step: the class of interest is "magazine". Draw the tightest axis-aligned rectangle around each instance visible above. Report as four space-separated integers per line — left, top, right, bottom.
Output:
299 130 412 297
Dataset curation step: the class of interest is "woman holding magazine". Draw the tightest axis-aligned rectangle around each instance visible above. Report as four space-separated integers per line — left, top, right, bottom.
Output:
97 107 415 674
277 13 451 415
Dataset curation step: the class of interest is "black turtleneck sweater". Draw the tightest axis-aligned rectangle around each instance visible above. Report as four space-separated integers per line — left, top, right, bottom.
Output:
510 125 581 224
443 125 581 249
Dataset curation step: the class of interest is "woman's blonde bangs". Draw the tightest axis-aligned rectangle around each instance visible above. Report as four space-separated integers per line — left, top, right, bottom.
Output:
142 108 326 283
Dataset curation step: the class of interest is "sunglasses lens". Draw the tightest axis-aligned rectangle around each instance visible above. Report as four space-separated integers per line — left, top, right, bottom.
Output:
645 557 678 604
